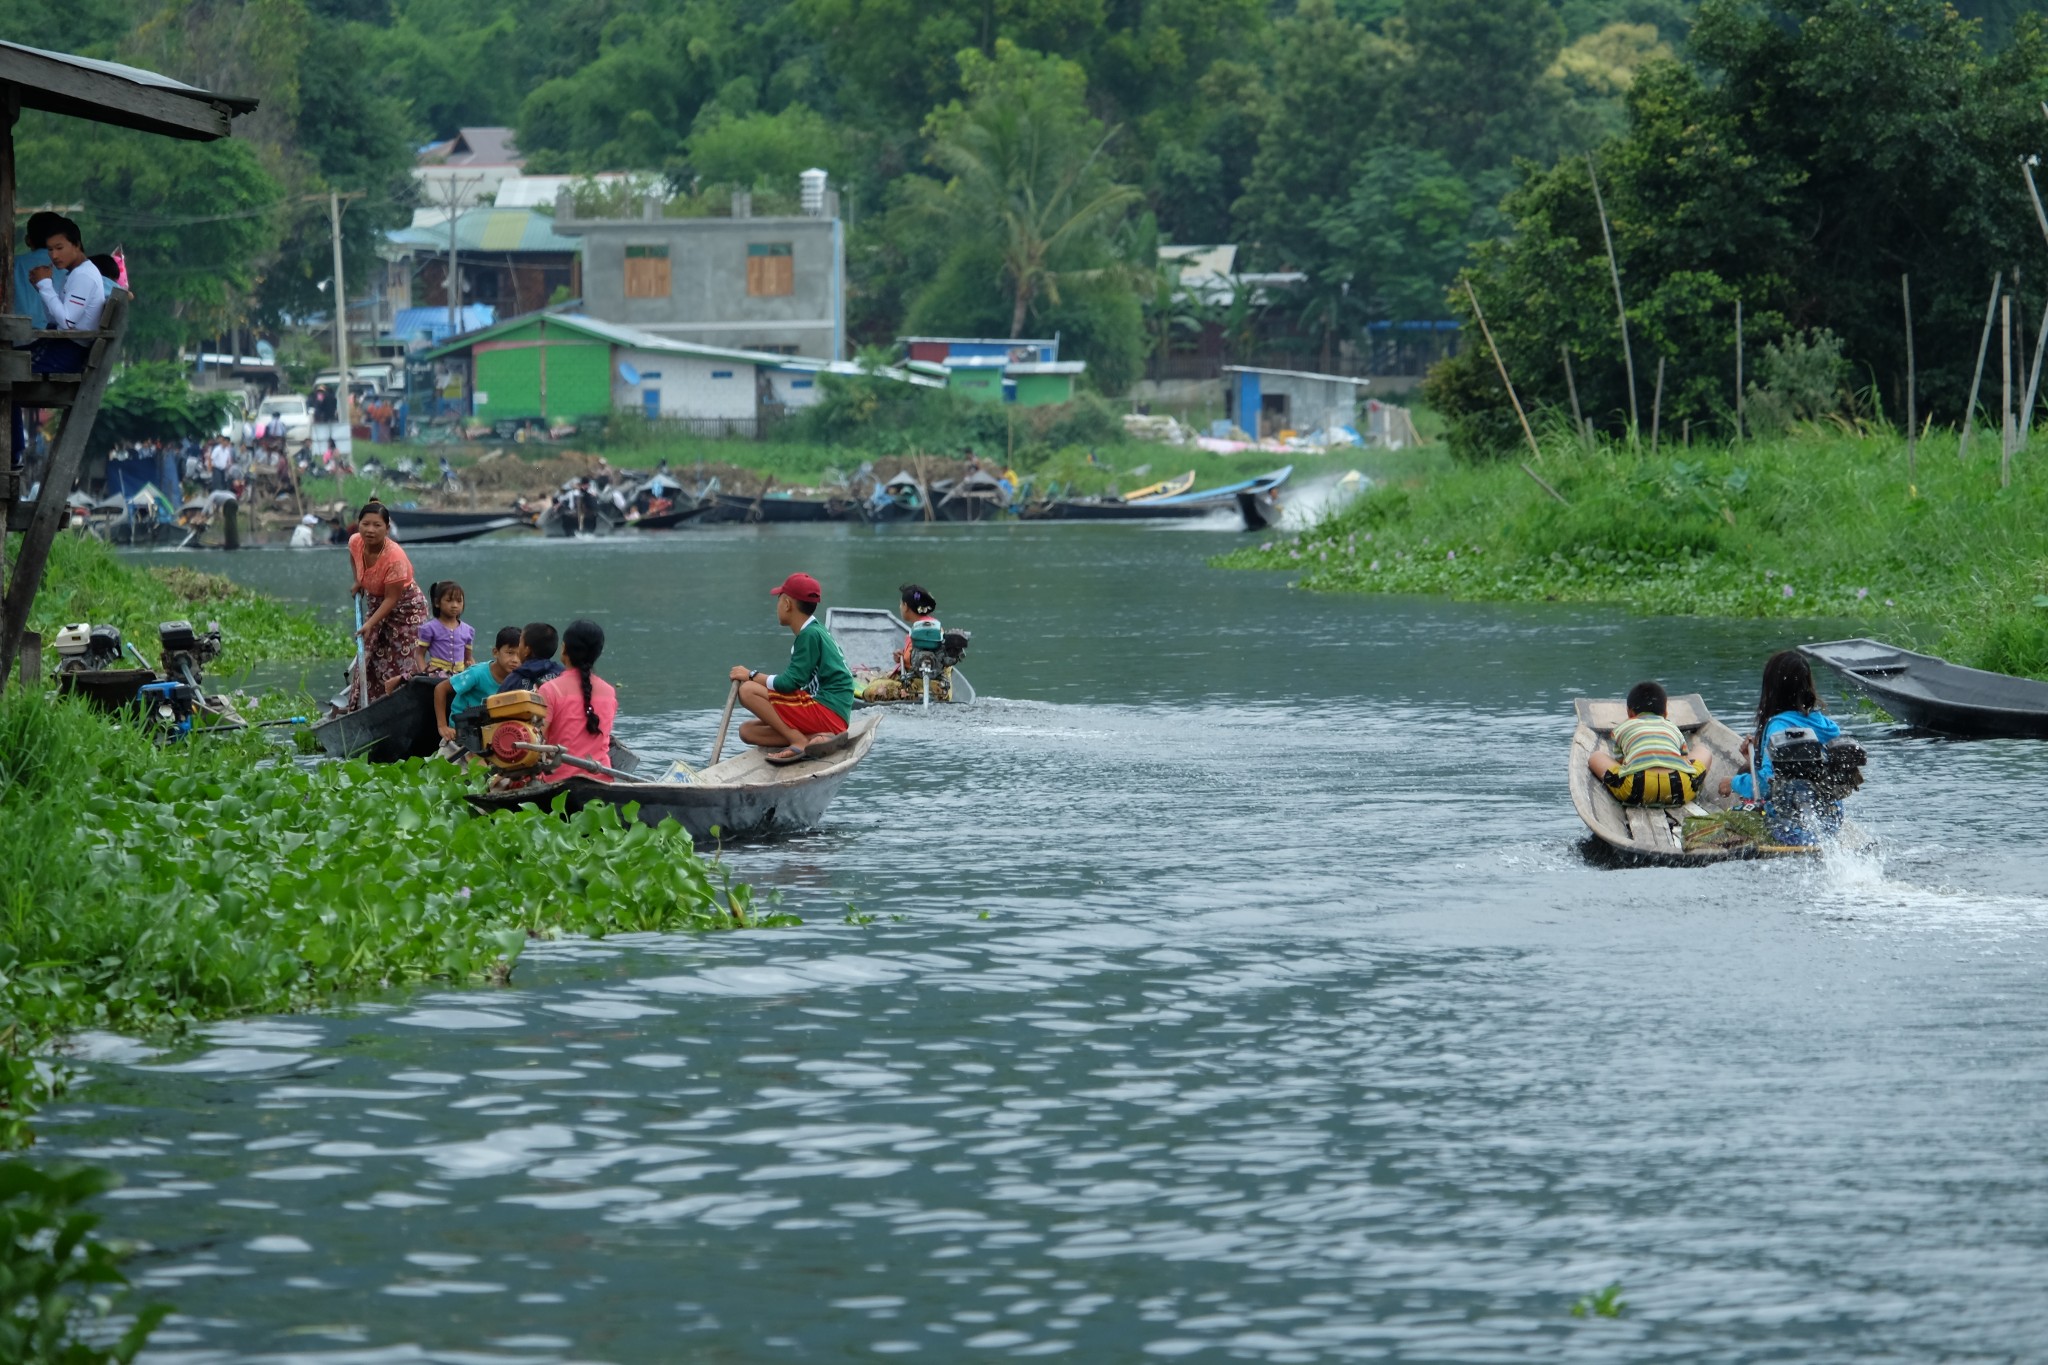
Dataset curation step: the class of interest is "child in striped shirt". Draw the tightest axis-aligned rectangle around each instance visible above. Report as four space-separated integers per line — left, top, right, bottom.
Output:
1589 680 1710 806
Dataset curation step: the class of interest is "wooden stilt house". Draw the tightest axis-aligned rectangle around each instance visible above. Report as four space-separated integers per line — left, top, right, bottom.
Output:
0 41 257 691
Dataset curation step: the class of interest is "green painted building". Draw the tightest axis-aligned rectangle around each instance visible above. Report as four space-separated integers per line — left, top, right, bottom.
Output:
1007 361 1085 407
946 361 1006 404
453 316 613 425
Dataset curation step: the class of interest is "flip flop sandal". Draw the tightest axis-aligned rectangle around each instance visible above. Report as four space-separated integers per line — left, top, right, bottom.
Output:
764 745 810 766
804 732 853 760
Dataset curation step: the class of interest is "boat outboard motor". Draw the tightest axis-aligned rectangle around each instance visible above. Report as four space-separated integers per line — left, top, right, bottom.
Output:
159 619 223 688
904 628 971 703
1764 727 1867 844
76 624 125 672
137 679 200 739
451 690 551 780
53 622 93 673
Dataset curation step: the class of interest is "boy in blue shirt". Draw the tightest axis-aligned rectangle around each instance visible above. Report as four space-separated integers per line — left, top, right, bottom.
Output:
435 625 523 754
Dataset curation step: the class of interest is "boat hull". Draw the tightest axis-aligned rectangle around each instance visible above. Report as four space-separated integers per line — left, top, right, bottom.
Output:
1569 694 1832 866
541 504 623 537
56 667 156 711
395 517 531 544
384 508 539 532
1236 487 1283 531
464 715 881 842
311 673 442 762
700 493 848 524
631 502 711 530
1801 637 2048 739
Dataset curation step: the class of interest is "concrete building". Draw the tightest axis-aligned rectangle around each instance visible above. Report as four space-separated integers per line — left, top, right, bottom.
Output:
1223 365 1371 438
553 178 846 360
419 310 932 433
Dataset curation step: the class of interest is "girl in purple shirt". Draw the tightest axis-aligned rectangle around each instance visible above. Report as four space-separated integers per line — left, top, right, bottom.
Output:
417 581 475 674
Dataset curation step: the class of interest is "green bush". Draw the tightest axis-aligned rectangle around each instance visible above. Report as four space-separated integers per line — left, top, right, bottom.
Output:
0 1163 166 1365
0 693 764 1048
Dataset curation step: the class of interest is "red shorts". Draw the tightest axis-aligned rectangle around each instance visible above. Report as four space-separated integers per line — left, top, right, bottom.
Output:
769 691 847 736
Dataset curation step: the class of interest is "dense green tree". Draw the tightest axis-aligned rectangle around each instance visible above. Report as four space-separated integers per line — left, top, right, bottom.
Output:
684 107 853 186
1428 0 2048 458
917 43 1143 339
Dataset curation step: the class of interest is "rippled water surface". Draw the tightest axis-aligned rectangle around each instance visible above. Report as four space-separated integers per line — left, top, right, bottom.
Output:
67 522 2048 1362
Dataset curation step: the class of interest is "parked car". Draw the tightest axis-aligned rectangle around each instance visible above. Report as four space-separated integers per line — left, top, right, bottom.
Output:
255 394 312 442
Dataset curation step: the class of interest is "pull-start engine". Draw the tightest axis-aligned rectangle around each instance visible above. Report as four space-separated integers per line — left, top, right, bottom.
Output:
452 690 551 779
159 619 224 687
54 622 126 672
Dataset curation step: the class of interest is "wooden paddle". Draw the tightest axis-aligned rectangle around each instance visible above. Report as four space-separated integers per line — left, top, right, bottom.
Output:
708 679 739 766
351 591 368 711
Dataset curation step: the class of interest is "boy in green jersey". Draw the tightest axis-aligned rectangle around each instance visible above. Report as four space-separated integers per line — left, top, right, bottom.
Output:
729 571 854 764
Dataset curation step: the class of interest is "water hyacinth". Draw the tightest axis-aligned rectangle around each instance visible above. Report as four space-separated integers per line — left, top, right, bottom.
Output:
1782 584 1795 598
0 694 764 1051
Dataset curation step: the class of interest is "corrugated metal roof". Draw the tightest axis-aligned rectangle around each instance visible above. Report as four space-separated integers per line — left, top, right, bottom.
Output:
386 206 579 256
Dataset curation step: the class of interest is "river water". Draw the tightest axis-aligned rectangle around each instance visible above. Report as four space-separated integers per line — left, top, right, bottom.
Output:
58 518 2048 1362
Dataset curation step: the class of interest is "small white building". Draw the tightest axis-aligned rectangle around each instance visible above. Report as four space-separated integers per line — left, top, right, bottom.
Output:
1223 365 1370 439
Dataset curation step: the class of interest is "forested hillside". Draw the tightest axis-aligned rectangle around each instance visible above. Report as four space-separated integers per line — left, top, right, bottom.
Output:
5 0 2045 397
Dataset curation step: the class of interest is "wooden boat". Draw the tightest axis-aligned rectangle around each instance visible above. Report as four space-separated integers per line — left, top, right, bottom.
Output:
933 471 1012 523
1800 638 2048 739
1028 466 1293 523
1236 484 1284 531
631 501 711 530
465 714 882 842
1123 470 1195 502
382 507 539 532
1569 694 1829 865
393 516 532 544
861 472 930 523
540 493 624 537
699 491 852 524
310 673 442 762
826 607 976 705
56 666 155 712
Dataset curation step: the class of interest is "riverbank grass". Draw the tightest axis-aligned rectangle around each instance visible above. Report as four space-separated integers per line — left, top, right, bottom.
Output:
1219 430 2048 677
22 535 349 668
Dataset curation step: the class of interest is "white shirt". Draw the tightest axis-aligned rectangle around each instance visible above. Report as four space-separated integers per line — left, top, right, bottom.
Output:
209 443 232 470
290 523 316 548
33 258 104 332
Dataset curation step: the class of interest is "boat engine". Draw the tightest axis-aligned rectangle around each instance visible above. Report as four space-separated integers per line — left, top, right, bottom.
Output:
137 679 201 739
56 623 127 673
452 690 551 778
1766 728 1867 800
159 619 223 687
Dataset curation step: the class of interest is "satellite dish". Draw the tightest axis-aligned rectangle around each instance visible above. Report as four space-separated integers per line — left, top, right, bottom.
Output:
617 361 641 386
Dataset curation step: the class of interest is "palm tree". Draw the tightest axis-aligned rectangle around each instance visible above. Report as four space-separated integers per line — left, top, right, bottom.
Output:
926 45 1143 338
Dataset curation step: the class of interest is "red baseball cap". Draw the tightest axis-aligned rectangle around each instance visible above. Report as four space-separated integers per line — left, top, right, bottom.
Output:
768 572 823 604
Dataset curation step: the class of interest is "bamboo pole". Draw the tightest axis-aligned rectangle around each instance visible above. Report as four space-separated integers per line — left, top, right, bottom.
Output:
1462 280 1566 504
1586 153 1638 436
1902 274 1917 479
2024 294 2048 443
1962 272 2001 461
1560 345 1590 449
1463 279 1545 465
1650 356 1665 455
2003 292 2015 487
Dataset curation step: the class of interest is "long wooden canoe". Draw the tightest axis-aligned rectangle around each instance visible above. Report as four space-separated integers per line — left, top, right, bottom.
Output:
1800 637 2048 739
310 673 442 763
464 713 881 842
825 607 976 705
1569 694 1825 865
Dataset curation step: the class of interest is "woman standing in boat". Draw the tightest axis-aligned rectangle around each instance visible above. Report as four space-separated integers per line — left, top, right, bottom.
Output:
347 500 429 708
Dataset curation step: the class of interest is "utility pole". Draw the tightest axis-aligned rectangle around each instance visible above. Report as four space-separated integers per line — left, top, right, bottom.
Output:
434 173 486 335
329 191 351 415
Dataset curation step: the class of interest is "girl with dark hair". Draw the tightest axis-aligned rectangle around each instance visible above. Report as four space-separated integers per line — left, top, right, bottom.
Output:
346 500 430 706
416 580 474 674
1720 649 1834 801
536 619 617 782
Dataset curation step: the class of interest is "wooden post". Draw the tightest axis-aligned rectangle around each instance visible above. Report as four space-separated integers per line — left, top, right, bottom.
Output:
1560 345 1590 449
1962 272 2001 461
1650 356 1665 455
1734 299 1744 441
0 299 128 691
1463 279 1546 466
2003 292 2015 488
1586 153 1638 437
2024 294 2048 444
0 84 18 613
1902 274 1917 479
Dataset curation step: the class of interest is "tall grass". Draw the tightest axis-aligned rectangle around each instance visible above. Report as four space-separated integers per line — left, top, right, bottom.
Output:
21 536 347 668
1220 426 2048 677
